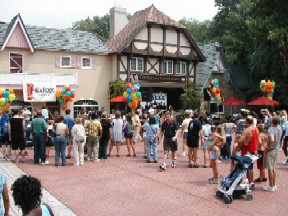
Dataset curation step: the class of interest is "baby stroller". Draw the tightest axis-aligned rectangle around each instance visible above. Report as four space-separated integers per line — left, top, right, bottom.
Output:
216 153 259 204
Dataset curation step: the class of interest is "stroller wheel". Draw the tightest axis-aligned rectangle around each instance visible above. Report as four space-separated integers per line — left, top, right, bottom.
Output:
246 195 253 201
216 191 224 198
224 196 232 204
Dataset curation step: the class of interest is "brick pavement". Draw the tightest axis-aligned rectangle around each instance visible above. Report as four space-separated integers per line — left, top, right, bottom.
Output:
2 142 288 216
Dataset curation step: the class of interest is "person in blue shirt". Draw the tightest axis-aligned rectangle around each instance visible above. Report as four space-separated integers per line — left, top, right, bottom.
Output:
0 172 9 216
64 109 74 159
143 117 160 163
0 110 11 160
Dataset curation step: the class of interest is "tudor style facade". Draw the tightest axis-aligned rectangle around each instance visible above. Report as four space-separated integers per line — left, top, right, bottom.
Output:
107 5 205 110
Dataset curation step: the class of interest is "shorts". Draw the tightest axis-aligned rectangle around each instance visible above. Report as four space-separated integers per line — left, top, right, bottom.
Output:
202 140 209 149
257 151 265 170
265 150 278 170
210 150 217 160
183 132 188 139
0 134 9 145
163 137 178 151
11 140 26 151
187 137 199 148
124 132 133 139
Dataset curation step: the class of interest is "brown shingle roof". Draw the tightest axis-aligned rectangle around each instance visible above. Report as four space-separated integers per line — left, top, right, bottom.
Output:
106 5 185 53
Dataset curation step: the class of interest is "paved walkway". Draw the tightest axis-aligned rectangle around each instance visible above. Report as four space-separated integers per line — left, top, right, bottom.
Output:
1 143 288 216
0 154 76 216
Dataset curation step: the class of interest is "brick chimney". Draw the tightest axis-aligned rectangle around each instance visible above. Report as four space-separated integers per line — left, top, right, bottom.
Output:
109 6 128 38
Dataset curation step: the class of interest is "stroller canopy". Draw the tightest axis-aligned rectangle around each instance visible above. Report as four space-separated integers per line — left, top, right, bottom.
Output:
230 155 254 170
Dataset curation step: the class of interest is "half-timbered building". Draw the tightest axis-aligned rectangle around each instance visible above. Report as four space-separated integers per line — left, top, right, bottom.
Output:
107 5 205 110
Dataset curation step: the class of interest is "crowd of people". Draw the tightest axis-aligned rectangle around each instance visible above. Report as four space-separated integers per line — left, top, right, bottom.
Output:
0 105 287 215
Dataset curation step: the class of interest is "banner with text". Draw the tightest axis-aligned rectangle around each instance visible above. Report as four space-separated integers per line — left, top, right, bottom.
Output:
23 79 56 102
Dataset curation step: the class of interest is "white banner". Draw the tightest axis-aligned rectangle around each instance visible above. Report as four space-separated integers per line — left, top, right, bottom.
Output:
23 80 56 102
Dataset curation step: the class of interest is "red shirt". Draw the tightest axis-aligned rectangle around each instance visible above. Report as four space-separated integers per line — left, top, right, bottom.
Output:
241 128 258 156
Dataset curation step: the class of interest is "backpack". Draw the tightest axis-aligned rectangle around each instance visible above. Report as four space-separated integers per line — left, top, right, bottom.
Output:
75 126 86 142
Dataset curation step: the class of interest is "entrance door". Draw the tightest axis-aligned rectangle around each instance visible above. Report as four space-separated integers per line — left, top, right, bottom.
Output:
73 100 99 118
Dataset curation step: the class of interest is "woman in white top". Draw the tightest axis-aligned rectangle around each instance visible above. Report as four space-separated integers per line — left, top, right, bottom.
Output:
71 118 86 166
223 116 236 160
109 111 123 157
181 110 192 156
54 116 69 166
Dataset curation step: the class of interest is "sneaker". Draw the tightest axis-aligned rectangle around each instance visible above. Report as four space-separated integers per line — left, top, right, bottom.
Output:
209 179 218 184
282 160 288 164
74 163 79 166
188 164 193 168
181 152 186 157
274 186 278 191
208 177 214 182
94 159 100 162
66 155 71 159
171 161 176 168
40 162 47 165
154 160 158 163
159 163 166 170
262 178 267 182
174 156 177 160
44 160 49 164
216 160 221 164
263 186 275 192
249 184 256 190
87 157 92 161
80 162 84 165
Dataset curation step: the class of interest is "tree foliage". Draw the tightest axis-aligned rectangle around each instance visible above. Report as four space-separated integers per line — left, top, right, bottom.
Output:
72 15 110 42
180 80 203 110
179 18 212 43
108 79 127 99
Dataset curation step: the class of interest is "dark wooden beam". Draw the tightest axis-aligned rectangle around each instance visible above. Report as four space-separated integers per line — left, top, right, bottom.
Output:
127 54 131 82
147 25 151 55
117 54 121 80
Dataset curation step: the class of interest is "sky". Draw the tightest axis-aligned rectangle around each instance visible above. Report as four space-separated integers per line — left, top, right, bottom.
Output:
0 0 219 29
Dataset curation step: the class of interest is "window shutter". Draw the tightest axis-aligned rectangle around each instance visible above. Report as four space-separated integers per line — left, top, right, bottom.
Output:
55 56 60 67
91 57 96 69
76 57 81 68
71 56 76 68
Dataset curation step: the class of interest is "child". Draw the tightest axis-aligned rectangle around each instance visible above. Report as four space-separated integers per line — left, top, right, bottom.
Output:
45 119 55 164
208 126 226 164
255 124 267 183
231 134 241 169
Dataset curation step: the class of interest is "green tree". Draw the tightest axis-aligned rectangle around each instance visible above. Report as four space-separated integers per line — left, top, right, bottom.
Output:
179 18 212 43
108 79 127 99
72 15 110 41
180 80 203 110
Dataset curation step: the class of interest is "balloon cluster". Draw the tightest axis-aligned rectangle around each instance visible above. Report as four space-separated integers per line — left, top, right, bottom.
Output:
56 85 75 110
208 79 222 102
260 80 276 100
0 88 16 111
123 83 141 110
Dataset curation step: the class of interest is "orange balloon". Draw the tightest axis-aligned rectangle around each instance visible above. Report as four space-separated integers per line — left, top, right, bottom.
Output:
9 89 14 94
62 104 68 110
56 90 62 97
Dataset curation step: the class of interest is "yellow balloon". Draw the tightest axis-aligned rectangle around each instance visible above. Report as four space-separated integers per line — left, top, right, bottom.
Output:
0 98 5 105
9 94 16 102
0 88 4 94
123 92 128 97
212 88 216 93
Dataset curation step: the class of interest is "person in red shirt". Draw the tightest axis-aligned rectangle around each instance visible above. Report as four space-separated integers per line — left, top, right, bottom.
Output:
238 115 259 189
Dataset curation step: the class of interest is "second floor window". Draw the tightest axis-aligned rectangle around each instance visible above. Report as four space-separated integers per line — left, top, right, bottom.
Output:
10 53 23 73
61 56 71 67
131 57 144 72
82 57 91 69
163 60 173 74
176 61 186 74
